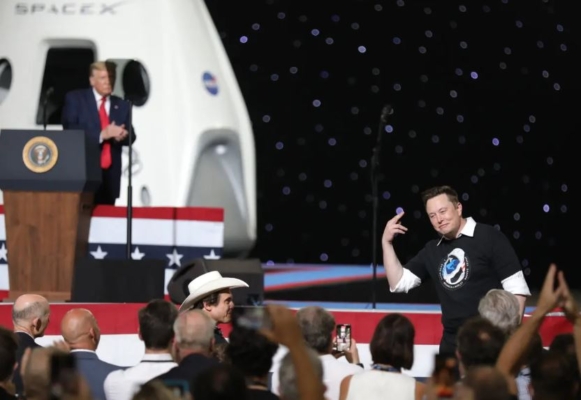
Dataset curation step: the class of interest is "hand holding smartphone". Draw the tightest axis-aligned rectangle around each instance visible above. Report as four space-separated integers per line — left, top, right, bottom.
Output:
231 306 272 330
334 324 351 352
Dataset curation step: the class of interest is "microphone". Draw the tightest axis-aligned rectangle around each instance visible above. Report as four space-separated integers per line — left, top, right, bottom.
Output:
370 103 394 310
42 86 54 130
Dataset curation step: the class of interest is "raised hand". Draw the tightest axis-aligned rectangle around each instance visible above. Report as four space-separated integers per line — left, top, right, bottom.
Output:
382 211 408 244
558 271 580 324
536 263 565 315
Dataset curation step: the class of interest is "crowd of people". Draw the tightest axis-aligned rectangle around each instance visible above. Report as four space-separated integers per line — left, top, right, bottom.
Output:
0 185 577 400
0 263 578 400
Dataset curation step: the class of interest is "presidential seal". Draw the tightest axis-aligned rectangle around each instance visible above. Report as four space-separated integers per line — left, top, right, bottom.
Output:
22 136 59 173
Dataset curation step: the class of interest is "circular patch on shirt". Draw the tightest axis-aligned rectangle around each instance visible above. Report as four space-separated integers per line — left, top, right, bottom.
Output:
438 248 470 290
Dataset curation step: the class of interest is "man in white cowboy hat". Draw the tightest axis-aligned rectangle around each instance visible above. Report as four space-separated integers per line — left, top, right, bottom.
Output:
179 271 248 343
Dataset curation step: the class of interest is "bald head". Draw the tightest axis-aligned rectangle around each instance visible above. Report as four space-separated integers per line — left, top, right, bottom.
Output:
12 295 49 322
174 309 214 352
12 294 50 338
60 308 100 350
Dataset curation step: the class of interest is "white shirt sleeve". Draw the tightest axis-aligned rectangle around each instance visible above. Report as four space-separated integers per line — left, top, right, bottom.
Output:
501 270 531 296
390 268 422 293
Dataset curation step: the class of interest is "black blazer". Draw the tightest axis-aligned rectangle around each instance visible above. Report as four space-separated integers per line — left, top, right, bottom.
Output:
61 88 136 199
12 332 40 397
151 353 218 395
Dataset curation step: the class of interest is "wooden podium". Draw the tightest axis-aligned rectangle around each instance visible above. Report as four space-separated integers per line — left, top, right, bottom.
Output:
0 129 101 301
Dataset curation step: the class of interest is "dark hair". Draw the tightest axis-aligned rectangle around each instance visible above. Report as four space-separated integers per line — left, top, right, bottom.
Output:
138 299 178 349
193 364 248 400
296 306 335 353
457 317 506 369
421 185 460 207
226 326 279 377
530 352 579 400
463 366 510 400
369 314 415 370
0 327 18 381
550 333 575 356
193 291 221 309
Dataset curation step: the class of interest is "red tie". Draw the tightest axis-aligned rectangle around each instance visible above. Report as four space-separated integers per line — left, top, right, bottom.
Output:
99 96 112 169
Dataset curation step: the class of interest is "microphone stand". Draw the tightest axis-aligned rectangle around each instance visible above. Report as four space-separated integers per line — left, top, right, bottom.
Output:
125 99 134 259
42 87 53 130
370 105 392 309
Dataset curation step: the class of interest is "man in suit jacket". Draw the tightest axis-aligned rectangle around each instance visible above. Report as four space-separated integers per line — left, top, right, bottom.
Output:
11 294 50 397
62 61 137 205
149 310 218 396
61 308 123 400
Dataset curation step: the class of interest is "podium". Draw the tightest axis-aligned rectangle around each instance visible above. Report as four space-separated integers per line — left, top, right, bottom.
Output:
0 129 101 301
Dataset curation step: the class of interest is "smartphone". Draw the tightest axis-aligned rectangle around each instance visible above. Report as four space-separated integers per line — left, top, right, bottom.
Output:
231 306 271 330
162 379 190 398
335 324 351 352
50 353 78 399
433 353 459 398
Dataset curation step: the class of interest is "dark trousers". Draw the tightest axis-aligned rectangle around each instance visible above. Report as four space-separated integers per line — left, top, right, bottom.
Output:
94 170 117 205
439 330 457 356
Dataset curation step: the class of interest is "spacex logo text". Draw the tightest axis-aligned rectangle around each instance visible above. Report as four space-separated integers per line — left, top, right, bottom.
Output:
15 2 127 15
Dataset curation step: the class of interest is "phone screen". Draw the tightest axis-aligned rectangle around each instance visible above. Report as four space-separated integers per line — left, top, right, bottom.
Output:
50 353 78 399
336 324 351 352
231 306 271 330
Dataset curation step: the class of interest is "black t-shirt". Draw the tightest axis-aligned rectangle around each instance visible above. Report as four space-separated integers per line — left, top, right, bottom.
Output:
405 222 522 332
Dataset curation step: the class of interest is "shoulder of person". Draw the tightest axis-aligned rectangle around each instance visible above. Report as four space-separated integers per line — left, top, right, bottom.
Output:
474 222 506 237
64 88 88 99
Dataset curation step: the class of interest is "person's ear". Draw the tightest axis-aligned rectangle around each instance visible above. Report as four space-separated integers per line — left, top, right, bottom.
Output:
33 317 42 334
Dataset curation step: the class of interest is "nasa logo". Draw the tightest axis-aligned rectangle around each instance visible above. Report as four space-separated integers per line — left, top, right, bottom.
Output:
22 136 59 173
202 72 219 96
438 248 470 290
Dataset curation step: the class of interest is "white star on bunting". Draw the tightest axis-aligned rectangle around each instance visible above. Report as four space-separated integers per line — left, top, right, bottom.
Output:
166 248 183 267
131 247 145 260
0 243 7 262
203 249 220 260
90 246 108 259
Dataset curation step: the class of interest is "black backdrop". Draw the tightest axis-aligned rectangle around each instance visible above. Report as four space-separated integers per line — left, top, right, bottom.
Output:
205 0 579 291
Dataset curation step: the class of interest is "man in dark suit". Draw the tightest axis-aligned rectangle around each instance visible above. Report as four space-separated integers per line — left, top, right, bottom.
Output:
11 294 50 398
149 309 218 395
62 61 136 205
61 308 123 400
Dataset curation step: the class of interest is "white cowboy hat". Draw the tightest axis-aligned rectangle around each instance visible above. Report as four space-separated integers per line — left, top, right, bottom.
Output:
179 271 248 311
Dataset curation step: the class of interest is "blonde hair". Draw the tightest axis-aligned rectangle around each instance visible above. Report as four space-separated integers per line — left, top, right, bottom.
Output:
89 61 116 77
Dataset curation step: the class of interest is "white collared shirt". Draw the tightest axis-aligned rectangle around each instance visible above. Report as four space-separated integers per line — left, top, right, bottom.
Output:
70 349 97 354
93 88 110 115
436 217 476 246
104 353 176 400
391 217 530 296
